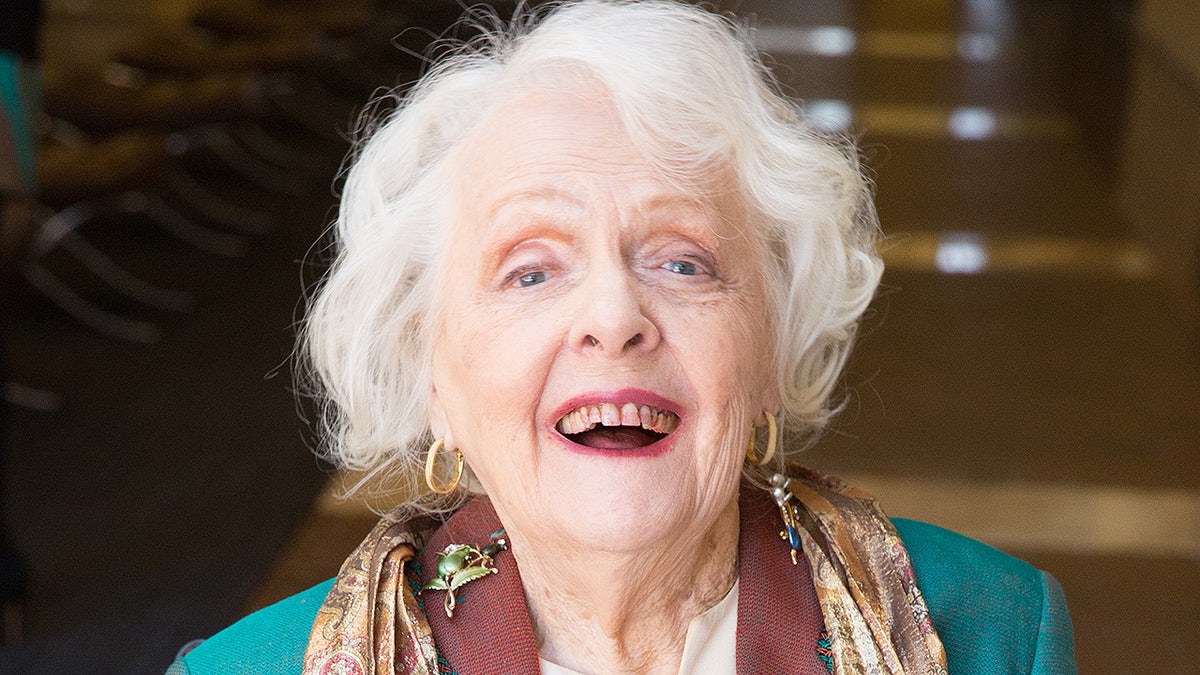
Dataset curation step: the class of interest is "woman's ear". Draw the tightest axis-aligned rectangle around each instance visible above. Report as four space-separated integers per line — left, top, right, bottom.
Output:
428 386 450 439
755 385 782 426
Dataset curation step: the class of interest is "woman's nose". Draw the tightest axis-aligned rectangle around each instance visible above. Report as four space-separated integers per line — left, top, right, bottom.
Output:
568 270 660 357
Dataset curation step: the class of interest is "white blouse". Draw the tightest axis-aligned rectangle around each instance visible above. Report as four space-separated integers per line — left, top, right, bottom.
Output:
538 578 739 674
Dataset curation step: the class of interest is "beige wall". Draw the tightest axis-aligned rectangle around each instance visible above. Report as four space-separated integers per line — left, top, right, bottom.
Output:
1139 0 1200 85
1119 0 1200 322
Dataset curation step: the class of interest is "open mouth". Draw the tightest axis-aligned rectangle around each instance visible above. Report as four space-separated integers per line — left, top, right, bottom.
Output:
555 402 680 450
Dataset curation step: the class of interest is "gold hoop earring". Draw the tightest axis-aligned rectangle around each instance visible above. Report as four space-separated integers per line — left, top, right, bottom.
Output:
745 412 778 466
425 437 464 494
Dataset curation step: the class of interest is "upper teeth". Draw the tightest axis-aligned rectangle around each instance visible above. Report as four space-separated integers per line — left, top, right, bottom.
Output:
556 402 679 435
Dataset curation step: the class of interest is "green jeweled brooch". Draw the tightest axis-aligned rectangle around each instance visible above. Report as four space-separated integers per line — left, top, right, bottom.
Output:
420 529 507 618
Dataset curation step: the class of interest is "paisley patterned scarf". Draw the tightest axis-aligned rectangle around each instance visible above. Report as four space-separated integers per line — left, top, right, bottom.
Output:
303 467 947 674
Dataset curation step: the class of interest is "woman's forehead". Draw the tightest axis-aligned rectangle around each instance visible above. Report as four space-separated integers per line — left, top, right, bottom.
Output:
450 87 736 213
459 87 629 169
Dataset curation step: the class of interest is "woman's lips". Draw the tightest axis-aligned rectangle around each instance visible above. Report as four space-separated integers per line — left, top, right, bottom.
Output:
549 389 682 456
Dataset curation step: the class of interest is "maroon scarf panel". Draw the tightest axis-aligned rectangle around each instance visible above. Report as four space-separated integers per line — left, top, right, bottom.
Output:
420 496 541 674
737 485 828 673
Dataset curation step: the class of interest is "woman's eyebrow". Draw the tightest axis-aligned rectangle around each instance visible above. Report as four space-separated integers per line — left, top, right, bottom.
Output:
475 214 578 276
634 196 728 242
482 189 722 245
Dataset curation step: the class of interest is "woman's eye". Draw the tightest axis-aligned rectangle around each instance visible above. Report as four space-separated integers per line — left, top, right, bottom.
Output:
515 271 547 287
663 260 699 275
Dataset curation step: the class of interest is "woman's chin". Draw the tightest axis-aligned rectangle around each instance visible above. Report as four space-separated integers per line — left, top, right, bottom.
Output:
533 446 708 554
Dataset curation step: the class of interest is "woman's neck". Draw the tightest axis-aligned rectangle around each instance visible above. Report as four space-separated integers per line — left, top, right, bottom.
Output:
505 497 740 674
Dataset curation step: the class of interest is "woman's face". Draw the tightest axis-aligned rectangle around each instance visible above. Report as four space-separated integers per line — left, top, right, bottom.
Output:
429 87 778 556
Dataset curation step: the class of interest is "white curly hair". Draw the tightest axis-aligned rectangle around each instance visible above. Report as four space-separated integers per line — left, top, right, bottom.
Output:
300 0 883 504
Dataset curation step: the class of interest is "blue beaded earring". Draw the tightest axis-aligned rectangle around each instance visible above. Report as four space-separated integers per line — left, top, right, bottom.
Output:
770 473 803 565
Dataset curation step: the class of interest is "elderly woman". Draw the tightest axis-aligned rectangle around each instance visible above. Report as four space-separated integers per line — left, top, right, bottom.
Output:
170 1 1075 673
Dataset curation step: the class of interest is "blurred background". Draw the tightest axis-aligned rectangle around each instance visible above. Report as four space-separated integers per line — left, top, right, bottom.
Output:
0 0 1196 672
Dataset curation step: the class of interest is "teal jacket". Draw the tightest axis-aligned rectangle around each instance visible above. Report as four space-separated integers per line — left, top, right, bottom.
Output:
168 519 1076 674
